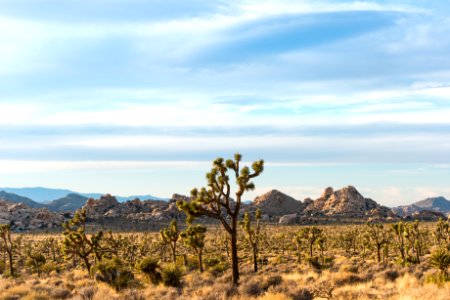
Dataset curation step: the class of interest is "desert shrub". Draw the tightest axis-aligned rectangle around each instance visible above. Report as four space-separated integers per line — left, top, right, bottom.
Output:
333 273 364 287
122 289 145 300
161 264 183 288
239 279 264 297
77 286 97 300
138 257 161 284
92 258 135 291
306 256 322 269
429 248 450 282
380 269 400 281
49 288 72 299
40 262 60 276
311 280 334 299
264 274 283 289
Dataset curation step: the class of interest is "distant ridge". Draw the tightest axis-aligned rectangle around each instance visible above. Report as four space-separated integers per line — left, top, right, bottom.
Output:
0 187 168 203
392 196 450 217
0 190 45 208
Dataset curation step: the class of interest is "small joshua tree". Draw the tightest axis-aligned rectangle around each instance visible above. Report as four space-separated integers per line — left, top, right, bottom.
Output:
300 226 323 257
0 224 14 276
240 209 262 272
62 209 104 275
180 225 207 272
392 222 407 265
177 153 264 285
160 219 180 264
366 222 389 263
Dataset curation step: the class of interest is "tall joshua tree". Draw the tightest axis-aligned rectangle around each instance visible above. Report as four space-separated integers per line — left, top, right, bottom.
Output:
177 153 264 285
160 219 180 264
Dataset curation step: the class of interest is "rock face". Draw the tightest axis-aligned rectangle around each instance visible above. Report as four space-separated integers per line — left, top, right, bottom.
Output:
251 190 305 217
392 196 450 217
0 200 64 231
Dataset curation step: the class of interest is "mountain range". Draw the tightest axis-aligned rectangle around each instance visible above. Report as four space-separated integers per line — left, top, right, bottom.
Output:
0 187 168 212
1 186 450 220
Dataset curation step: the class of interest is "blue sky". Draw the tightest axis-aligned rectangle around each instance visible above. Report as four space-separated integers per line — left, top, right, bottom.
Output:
1 0 450 206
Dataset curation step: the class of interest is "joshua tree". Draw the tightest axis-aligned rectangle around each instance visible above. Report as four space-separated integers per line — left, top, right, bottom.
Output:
61 209 104 275
366 223 389 263
299 226 323 257
392 222 407 265
434 218 450 248
160 219 180 264
240 209 262 272
180 225 207 272
0 224 14 276
404 220 423 264
177 153 264 285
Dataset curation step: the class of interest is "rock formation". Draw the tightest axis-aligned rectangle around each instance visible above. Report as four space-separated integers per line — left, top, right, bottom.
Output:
250 189 305 217
0 200 64 231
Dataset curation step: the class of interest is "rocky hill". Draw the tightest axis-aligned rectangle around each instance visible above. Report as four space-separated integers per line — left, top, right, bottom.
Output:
304 186 390 215
392 196 450 217
249 189 306 217
0 191 45 208
279 186 397 224
46 193 89 212
0 200 65 231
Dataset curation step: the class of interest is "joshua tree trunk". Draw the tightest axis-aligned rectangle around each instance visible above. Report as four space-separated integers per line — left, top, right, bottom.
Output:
230 217 239 285
253 244 258 272
198 250 203 272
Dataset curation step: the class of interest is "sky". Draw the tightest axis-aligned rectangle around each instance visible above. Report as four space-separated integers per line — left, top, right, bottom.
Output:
1 0 450 206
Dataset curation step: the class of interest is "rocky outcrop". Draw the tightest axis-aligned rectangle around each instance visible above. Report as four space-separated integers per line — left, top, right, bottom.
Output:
250 190 305 217
404 210 447 221
304 186 396 219
82 194 183 222
392 197 450 217
0 200 64 231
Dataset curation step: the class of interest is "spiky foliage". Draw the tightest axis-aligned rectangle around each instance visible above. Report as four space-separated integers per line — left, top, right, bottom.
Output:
392 222 407 265
160 219 180 264
0 224 14 276
177 153 264 285
434 218 450 249
404 220 423 264
298 226 324 258
240 209 262 272
180 225 207 272
138 257 161 284
61 209 104 275
429 248 450 281
366 223 389 263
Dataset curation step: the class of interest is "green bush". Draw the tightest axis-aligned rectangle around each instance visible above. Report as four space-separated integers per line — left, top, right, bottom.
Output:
161 264 183 288
138 257 161 284
93 258 135 291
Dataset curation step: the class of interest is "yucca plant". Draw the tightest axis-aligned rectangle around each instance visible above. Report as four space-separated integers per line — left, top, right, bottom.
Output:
429 248 450 282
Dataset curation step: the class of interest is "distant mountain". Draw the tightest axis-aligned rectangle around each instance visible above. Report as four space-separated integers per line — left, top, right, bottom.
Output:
392 196 450 217
0 187 168 203
0 191 45 208
46 193 89 212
